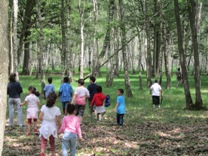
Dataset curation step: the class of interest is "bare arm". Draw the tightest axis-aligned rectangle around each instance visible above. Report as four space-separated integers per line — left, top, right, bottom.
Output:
56 115 61 130
71 94 77 104
114 103 118 112
39 111 44 122
20 101 27 106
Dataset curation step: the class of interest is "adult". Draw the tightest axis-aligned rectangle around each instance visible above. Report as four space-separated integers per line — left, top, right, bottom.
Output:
59 77 73 114
7 73 23 127
87 76 97 114
176 68 182 86
150 79 162 108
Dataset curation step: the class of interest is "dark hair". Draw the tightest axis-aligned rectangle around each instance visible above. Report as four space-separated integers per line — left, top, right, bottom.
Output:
96 85 102 93
46 92 57 107
63 77 69 83
118 88 124 94
66 104 76 115
178 68 180 71
155 79 158 83
9 73 16 82
78 79 84 85
28 86 40 97
90 76 96 83
48 77 52 84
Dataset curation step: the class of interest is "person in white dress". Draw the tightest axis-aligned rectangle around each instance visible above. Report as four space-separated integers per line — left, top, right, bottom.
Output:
21 86 41 136
39 92 61 156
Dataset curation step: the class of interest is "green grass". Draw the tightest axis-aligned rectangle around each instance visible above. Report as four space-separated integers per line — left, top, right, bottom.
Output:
3 71 208 156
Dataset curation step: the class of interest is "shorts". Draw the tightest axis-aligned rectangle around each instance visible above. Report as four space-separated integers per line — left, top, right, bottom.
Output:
75 104 85 117
152 96 160 105
62 102 70 109
28 118 37 124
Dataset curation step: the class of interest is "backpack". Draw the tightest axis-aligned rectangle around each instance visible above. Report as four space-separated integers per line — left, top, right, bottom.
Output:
105 95 110 107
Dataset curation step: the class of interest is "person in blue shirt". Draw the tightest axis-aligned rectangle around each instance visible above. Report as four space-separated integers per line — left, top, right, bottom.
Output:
114 88 125 126
59 77 73 114
43 77 55 99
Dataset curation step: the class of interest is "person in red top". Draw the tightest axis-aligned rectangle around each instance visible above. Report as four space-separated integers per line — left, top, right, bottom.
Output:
90 86 107 121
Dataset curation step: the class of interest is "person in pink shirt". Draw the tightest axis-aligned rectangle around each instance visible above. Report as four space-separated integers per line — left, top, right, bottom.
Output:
59 104 82 156
21 86 41 136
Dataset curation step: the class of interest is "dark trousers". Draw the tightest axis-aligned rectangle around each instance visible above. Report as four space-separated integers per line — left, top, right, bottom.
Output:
117 113 124 126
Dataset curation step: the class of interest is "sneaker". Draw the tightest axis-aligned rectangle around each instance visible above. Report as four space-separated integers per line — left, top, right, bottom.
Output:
26 133 30 136
34 129 39 133
40 153 45 156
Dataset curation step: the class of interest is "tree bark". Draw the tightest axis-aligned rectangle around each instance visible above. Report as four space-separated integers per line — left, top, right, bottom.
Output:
119 0 133 98
0 0 9 154
187 0 203 109
174 0 193 109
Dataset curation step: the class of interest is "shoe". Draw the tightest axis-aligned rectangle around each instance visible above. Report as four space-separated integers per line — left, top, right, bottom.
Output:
40 153 45 156
26 133 30 136
34 129 39 133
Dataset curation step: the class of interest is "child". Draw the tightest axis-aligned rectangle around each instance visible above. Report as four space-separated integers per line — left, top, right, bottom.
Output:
114 89 125 126
59 77 73 115
176 68 182 86
71 79 90 122
59 104 82 156
21 86 41 135
87 76 98 115
43 77 55 99
39 92 61 156
90 86 106 121
150 79 162 108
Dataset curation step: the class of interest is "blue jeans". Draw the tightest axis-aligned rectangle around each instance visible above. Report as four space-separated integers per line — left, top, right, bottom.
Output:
62 132 77 156
117 113 124 126
8 98 22 126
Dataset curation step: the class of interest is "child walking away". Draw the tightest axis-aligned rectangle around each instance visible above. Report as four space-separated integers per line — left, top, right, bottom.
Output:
91 86 106 121
176 68 182 86
59 77 73 115
71 79 90 123
21 86 41 136
114 89 125 126
59 104 82 156
43 77 55 99
39 92 61 156
150 79 162 108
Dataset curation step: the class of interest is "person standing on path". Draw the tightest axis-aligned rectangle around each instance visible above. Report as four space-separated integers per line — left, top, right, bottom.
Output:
87 76 97 115
7 73 23 127
150 79 162 108
43 77 55 99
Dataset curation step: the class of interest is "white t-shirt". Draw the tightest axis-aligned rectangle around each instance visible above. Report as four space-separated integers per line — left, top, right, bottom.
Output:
25 94 40 108
150 83 162 96
74 86 90 105
39 105 61 139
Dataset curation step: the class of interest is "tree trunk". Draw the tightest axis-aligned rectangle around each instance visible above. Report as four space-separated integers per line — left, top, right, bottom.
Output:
92 0 115 77
187 0 203 109
13 0 18 75
22 41 30 74
0 0 9 154
119 0 133 98
174 0 193 109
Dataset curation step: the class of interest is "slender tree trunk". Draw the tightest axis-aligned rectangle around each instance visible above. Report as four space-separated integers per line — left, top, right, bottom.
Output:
138 33 143 90
92 0 115 77
13 0 18 75
0 0 9 154
174 0 193 109
22 41 30 74
119 0 133 97
187 0 203 109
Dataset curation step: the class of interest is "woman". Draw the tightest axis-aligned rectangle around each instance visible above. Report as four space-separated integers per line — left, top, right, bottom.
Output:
7 73 23 127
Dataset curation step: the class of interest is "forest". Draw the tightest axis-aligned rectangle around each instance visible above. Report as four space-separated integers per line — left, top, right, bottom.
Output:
1 0 208 155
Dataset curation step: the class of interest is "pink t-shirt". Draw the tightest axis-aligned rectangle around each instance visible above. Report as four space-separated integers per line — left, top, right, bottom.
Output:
74 86 90 105
59 115 82 138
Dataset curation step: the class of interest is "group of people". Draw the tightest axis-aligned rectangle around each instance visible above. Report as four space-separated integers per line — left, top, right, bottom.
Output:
7 74 126 156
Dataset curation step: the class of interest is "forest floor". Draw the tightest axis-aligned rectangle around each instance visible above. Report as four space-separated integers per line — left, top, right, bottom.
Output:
3 108 208 156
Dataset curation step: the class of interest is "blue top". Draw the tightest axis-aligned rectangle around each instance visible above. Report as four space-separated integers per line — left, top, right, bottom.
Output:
87 83 98 101
59 83 73 102
7 81 23 98
116 95 125 114
43 84 55 98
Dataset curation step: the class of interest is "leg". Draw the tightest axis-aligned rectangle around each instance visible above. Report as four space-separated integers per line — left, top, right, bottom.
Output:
33 118 38 132
119 114 124 126
62 102 66 115
8 98 14 126
41 136 47 154
117 113 120 125
69 133 77 156
15 98 22 126
49 135 56 156
27 118 32 135
62 132 70 156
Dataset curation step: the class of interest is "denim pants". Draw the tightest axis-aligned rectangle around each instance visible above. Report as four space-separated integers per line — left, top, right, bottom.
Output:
8 98 22 126
62 131 77 156
117 113 124 126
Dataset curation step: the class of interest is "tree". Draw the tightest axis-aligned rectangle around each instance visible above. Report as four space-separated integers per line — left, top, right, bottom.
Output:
174 0 193 109
187 0 203 109
0 0 9 154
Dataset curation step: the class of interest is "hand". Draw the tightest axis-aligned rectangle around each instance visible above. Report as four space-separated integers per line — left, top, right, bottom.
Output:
114 108 116 112
79 138 83 141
